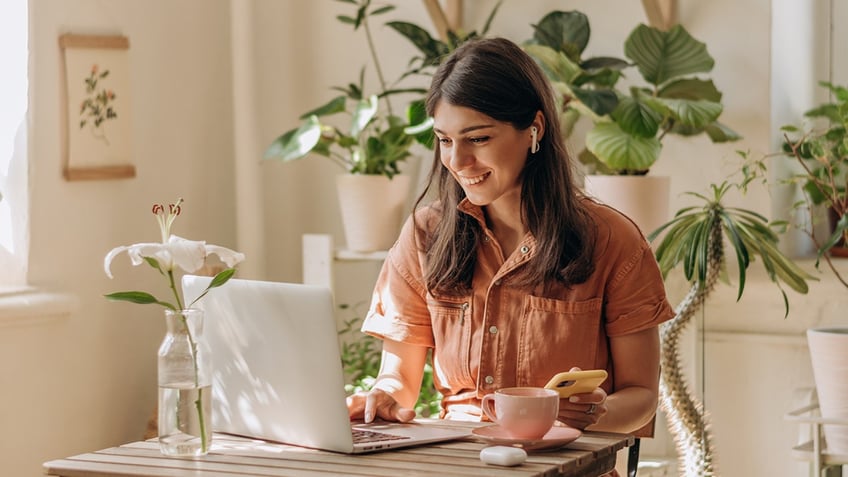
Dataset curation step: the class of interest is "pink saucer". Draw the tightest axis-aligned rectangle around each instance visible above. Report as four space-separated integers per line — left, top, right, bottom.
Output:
471 425 582 451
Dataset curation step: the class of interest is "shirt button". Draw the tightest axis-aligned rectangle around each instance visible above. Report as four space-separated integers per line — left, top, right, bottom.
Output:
489 326 498 334
483 236 490 242
520 246 530 254
484 375 494 385
494 280 501 286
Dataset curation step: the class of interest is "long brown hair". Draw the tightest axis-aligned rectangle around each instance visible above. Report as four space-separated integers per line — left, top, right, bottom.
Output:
413 37 596 295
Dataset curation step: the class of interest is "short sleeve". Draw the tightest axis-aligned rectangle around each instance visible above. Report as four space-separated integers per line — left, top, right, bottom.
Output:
604 241 675 337
360 216 435 348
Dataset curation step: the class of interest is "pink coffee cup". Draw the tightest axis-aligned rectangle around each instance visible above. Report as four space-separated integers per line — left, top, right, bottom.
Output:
481 387 559 440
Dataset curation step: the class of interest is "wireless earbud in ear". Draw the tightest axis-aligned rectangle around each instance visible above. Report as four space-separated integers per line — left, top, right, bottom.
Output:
530 126 540 154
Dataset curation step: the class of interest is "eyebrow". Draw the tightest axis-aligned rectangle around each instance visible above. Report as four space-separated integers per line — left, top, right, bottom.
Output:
433 124 496 135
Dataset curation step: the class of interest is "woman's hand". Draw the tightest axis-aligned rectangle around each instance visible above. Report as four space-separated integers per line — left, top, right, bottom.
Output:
556 388 608 429
346 388 416 423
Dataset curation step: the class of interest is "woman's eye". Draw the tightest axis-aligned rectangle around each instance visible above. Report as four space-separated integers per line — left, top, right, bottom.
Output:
469 136 489 144
438 137 452 145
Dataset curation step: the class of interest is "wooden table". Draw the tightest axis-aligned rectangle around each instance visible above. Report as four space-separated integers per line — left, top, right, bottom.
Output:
44 421 633 477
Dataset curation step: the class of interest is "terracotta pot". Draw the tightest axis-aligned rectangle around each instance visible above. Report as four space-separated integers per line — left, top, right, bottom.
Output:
807 327 848 453
583 175 671 237
826 207 848 258
336 174 411 252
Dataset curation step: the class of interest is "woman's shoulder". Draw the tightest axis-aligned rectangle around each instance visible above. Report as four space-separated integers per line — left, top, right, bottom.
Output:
580 197 650 256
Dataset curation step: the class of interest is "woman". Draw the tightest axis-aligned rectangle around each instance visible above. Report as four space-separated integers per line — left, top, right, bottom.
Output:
346 37 674 439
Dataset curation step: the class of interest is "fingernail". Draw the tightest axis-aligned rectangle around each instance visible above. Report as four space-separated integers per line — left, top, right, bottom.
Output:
365 410 373 423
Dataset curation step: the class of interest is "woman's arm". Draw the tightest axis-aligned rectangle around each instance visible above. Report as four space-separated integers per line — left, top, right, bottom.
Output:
346 338 428 422
589 326 661 433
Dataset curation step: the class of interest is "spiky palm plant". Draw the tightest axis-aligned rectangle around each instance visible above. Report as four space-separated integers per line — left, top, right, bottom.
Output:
647 181 814 476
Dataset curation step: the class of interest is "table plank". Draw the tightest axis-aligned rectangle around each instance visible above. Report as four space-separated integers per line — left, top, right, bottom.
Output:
44 429 632 477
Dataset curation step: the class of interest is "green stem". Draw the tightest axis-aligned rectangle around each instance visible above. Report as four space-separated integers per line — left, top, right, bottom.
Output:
179 310 208 453
195 387 208 453
362 11 392 116
167 269 184 311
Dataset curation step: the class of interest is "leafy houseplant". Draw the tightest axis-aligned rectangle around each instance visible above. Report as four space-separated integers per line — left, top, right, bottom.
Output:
264 0 432 177
777 82 848 456
781 81 848 279
647 174 814 476
524 10 741 175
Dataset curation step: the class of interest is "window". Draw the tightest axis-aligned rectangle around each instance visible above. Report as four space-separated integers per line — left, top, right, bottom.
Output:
0 0 28 289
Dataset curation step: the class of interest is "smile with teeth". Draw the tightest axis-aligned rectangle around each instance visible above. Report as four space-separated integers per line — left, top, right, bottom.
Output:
458 171 491 186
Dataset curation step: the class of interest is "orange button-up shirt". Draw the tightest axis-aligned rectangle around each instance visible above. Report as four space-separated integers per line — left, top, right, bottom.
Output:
362 198 674 434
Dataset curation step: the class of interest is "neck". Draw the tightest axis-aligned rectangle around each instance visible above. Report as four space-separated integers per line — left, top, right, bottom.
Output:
484 196 527 257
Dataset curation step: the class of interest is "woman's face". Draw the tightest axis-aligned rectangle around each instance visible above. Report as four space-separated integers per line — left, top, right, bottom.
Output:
432 101 533 207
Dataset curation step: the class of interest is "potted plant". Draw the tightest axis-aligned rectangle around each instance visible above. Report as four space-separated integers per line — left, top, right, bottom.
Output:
779 80 848 455
782 81 848 265
524 11 741 233
647 169 814 475
264 0 432 252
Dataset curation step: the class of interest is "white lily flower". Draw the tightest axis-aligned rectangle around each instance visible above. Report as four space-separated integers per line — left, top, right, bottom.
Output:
104 234 245 279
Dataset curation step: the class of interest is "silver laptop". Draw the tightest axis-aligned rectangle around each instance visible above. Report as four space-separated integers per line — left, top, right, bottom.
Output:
181 275 470 453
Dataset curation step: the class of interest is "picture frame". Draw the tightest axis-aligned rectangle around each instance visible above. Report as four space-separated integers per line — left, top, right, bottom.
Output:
59 34 135 181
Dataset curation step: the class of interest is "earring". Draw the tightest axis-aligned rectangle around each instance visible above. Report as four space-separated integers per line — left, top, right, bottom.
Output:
530 126 540 154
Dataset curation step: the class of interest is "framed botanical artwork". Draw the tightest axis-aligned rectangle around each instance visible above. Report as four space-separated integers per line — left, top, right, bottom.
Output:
59 34 135 181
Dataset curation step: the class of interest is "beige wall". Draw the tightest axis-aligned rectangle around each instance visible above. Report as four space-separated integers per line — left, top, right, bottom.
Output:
1 0 235 476
2 0 841 476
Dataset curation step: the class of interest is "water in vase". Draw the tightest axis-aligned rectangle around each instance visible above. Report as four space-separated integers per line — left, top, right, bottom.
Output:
158 384 212 456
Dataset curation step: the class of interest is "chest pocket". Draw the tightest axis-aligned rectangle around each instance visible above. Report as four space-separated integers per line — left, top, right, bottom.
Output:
517 295 603 386
427 295 473 390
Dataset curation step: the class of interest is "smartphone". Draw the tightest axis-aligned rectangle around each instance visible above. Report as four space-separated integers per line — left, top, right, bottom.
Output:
544 369 608 398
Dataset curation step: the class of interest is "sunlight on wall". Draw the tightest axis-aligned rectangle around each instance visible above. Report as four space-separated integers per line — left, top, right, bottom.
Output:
0 0 28 287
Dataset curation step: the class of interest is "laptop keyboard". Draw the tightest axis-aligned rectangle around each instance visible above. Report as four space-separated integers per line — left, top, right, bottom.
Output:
352 428 411 444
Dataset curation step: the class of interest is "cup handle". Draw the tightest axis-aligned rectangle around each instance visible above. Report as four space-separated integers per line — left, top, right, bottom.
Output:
481 394 498 423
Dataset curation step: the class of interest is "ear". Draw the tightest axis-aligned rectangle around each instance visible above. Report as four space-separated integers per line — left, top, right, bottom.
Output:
528 111 546 154
532 110 546 142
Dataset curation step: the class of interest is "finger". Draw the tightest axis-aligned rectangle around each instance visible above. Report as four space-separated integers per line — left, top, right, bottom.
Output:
346 394 365 419
393 404 416 423
568 388 606 404
364 392 376 423
373 397 409 422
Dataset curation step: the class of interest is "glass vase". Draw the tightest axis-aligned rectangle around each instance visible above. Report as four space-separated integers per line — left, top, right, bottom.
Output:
158 308 212 456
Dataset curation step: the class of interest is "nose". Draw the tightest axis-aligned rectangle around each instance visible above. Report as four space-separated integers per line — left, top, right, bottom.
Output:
447 142 474 171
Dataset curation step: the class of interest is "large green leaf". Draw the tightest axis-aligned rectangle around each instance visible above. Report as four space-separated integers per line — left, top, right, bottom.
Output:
704 121 743 142
350 95 378 137
524 44 582 84
656 98 723 129
263 115 322 161
530 10 590 61
571 87 619 117
659 78 722 101
624 24 715 86
585 122 662 173
612 96 662 138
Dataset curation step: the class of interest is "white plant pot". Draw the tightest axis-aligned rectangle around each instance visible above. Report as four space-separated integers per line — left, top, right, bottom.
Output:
583 175 671 237
336 174 411 252
807 327 848 454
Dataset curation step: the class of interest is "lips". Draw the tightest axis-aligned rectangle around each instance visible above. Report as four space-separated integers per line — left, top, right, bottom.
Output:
458 171 491 186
